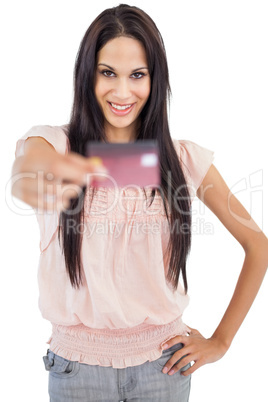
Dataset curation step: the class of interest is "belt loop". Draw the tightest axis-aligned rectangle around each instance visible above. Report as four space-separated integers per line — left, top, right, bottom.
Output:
43 349 55 370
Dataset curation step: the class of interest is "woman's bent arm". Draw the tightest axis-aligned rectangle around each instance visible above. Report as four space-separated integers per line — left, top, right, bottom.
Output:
160 164 268 376
197 164 268 347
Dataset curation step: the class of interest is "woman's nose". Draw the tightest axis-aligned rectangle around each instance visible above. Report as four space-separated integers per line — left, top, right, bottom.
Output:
113 78 131 100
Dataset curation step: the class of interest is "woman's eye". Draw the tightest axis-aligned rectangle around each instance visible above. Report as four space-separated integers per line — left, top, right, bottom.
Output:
131 72 145 79
102 70 115 77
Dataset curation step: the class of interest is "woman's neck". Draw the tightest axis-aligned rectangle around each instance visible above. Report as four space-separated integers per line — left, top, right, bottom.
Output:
104 122 138 143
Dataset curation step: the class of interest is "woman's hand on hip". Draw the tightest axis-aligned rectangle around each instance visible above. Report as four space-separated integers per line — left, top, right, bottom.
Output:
161 326 230 376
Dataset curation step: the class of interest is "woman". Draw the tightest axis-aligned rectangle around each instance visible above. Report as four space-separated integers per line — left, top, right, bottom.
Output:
11 4 268 402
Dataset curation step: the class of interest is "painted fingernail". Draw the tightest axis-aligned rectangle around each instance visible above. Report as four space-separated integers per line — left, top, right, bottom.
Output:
162 344 169 350
90 157 103 166
162 367 168 374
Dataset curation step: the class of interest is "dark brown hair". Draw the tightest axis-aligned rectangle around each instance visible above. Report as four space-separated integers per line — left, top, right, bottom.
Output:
58 4 192 293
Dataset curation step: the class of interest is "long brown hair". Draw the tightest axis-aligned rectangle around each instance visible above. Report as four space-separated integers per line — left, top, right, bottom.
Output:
58 4 192 293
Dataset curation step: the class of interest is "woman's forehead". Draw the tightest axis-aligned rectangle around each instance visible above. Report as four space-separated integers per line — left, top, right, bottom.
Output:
97 37 148 70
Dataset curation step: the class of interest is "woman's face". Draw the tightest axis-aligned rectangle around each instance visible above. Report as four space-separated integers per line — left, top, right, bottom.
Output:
95 36 151 141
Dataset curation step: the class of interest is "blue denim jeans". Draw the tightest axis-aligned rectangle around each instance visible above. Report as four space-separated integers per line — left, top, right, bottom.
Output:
43 343 191 401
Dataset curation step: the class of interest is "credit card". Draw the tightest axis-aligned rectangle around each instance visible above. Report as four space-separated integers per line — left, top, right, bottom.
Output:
86 140 160 188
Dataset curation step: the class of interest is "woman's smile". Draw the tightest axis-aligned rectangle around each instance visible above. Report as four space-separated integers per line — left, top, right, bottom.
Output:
107 101 136 116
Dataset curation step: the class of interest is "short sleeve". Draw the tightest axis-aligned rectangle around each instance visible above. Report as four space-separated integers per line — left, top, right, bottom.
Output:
15 124 69 158
172 139 214 196
14 124 69 253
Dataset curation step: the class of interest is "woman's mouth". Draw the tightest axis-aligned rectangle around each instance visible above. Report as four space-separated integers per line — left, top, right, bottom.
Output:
107 101 135 116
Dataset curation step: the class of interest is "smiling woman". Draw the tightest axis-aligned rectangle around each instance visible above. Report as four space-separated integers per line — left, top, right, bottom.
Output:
10 3 268 402
95 36 151 142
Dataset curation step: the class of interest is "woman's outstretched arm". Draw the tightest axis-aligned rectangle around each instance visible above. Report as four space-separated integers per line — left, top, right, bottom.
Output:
161 164 268 376
11 137 107 211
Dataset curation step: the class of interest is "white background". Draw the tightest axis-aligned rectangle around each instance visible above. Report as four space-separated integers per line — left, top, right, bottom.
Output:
1 0 267 401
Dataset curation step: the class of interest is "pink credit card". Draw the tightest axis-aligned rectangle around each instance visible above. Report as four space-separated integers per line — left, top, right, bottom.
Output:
86 140 160 188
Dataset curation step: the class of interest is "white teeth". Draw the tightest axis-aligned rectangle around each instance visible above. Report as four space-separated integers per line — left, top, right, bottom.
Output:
110 103 132 110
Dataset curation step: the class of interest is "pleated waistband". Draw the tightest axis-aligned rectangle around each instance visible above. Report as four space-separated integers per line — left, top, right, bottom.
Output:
47 316 190 369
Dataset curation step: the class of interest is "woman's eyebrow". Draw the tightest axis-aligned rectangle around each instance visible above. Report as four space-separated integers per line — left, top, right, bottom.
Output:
98 63 149 72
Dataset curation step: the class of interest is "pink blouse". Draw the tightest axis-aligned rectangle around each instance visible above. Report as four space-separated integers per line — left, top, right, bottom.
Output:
15 124 214 368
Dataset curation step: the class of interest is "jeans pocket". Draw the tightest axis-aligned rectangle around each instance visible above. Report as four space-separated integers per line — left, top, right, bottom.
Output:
151 343 189 373
43 349 80 379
